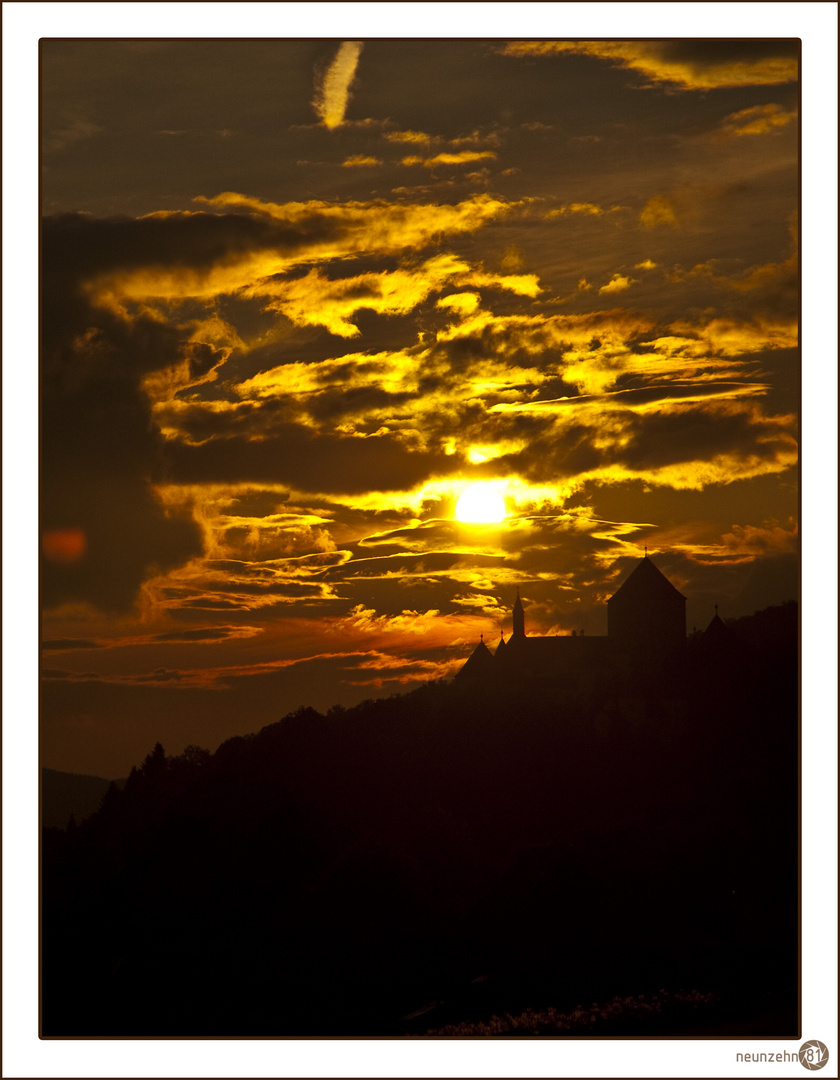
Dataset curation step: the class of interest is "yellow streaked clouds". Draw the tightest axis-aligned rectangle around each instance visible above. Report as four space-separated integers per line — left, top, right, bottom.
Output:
717 103 797 138
337 604 442 638
342 155 382 167
400 150 497 168
664 316 797 356
546 202 612 218
85 193 516 314
240 253 540 337
434 307 795 398
71 183 798 553
384 130 432 144
152 484 342 566
201 190 513 241
420 151 497 168
661 520 798 566
502 41 797 90
228 346 548 446
313 41 364 129
234 349 420 402
675 242 798 298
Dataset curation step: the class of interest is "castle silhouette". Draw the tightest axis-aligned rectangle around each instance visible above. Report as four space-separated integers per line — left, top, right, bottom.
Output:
456 553 694 684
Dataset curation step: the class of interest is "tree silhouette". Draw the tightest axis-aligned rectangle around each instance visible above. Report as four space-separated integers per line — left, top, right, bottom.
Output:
41 604 798 1037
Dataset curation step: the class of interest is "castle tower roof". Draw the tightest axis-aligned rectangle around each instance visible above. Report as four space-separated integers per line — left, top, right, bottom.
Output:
696 605 735 654
607 553 686 606
607 553 686 655
455 636 496 680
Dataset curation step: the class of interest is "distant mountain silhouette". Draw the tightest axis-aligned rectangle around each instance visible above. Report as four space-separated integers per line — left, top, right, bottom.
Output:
41 601 798 1037
41 768 124 830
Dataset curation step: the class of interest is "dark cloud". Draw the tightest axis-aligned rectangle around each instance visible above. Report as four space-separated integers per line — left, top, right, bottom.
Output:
654 39 799 67
42 219 206 613
136 668 187 682
165 427 458 493
151 626 251 644
42 639 103 652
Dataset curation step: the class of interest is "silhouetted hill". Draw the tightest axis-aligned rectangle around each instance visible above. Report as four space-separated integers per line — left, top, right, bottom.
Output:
42 605 798 1037
727 599 798 652
41 768 123 829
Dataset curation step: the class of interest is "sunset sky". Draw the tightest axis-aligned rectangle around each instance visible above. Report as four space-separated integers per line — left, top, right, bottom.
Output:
0 2 832 1077
38 34 805 777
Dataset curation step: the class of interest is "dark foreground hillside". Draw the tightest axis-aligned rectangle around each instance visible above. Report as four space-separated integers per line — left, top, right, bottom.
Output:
42 606 798 1037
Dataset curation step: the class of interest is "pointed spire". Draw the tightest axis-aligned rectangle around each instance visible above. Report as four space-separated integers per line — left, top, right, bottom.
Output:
512 587 525 638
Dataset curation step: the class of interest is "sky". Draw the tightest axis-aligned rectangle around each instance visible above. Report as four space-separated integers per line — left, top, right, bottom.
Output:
4 5 836 1079
37 34 806 778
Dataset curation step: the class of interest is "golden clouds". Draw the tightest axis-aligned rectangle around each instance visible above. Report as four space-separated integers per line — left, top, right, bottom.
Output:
401 150 497 169
39 36 802 762
337 604 441 638
599 274 634 294
502 41 797 90
385 130 432 144
83 195 518 318
718 104 797 138
437 292 481 317
640 195 678 229
546 202 608 218
420 151 497 168
234 349 420 404
151 481 345 580
342 155 382 167
240 254 540 338
202 191 514 255
663 520 798 566
665 317 797 356
313 41 364 129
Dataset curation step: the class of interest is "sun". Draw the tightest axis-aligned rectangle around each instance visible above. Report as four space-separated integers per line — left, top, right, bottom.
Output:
455 482 507 523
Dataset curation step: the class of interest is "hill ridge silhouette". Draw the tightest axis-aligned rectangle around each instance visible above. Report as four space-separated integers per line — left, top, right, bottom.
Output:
41 600 797 1037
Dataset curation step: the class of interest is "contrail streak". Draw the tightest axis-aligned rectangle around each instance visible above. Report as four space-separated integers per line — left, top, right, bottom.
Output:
314 41 364 129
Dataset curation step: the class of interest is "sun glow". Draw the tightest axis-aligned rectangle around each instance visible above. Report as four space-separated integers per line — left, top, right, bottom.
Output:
455 483 507 523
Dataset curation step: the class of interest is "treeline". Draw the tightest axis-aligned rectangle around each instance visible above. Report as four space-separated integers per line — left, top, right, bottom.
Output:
41 604 798 1037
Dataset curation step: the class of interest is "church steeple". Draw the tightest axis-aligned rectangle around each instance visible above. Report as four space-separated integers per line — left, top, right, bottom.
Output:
512 588 525 638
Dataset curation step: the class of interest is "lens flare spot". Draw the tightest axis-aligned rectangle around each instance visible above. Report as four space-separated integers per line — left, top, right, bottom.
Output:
455 484 506 524
42 528 87 563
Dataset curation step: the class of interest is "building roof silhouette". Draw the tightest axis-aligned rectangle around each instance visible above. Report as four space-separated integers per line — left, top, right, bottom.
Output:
457 553 688 683
607 553 686 607
455 636 495 680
